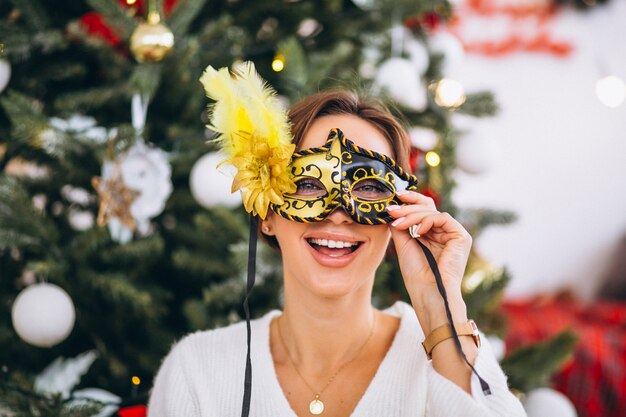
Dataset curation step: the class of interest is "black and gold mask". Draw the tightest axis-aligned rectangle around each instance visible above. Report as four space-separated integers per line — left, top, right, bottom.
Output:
271 128 418 224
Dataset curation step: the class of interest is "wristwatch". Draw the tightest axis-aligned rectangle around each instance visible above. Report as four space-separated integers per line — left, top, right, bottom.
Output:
422 320 481 359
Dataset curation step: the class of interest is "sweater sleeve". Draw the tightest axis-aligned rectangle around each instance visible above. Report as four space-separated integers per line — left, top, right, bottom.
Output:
147 340 201 417
425 334 527 417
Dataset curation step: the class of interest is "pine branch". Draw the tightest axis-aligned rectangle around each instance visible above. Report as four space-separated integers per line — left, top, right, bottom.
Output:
53 84 131 112
86 271 156 314
501 330 578 393
172 248 234 278
463 267 510 334
9 0 50 31
0 176 58 250
129 64 164 100
458 208 517 238
167 0 209 37
277 37 309 93
99 234 165 267
458 91 499 117
0 92 48 145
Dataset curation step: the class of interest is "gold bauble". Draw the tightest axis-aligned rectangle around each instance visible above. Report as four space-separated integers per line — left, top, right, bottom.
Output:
129 15 174 63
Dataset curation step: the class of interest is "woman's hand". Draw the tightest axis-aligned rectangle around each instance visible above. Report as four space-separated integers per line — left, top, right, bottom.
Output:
387 191 472 335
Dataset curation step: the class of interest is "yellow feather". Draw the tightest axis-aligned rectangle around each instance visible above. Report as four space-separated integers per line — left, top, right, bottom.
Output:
199 61 295 219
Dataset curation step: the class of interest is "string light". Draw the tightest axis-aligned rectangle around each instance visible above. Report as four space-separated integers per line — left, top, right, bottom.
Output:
126 0 137 5
132 376 141 385
595 75 625 108
434 78 466 108
425 151 441 167
272 55 285 72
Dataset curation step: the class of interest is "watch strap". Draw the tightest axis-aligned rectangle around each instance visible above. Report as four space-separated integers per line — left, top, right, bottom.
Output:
422 320 480 359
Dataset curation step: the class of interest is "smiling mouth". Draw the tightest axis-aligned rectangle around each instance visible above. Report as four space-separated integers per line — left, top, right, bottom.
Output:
306 238 363 257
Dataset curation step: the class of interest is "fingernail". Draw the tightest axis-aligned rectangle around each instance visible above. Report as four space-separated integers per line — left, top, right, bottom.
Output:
386 205 400 212
396 190 408 196
391 217 406 227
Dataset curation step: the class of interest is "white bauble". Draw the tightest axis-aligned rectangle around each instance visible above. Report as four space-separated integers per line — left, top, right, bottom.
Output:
189 152 241 209
428 31 465 74
11 283 76 348
374 58 427 111
523 388 577 417
486 335 506 361
455 134 497 175
405 38 430 76
408 126 439 151
0 59 11 93
68 209 95 231
119 141 173 227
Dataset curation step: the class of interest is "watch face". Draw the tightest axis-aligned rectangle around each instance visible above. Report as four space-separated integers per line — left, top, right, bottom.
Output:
271 128 418 224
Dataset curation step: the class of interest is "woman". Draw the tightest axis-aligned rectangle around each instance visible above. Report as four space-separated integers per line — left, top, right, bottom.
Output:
148 88 527 416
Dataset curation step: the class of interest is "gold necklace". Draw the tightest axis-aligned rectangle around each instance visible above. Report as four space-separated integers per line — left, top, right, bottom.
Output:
276 311 376 415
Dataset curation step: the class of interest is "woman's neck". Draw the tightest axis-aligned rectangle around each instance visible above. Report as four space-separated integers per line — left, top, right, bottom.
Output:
277 278 377 377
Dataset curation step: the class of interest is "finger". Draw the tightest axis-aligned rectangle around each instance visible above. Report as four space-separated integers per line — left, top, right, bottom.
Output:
386 203 436 218
391 211 468 237
395 191 437 209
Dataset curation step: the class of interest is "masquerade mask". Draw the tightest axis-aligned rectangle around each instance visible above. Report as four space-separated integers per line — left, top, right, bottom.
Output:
272 128 418 224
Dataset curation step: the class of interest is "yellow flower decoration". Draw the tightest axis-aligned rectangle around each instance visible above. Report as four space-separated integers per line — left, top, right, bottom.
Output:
200 62 296 219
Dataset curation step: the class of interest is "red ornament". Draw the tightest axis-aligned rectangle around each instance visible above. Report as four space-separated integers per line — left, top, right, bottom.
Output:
404 11 442 32
116 405 147 417
80 12 122 47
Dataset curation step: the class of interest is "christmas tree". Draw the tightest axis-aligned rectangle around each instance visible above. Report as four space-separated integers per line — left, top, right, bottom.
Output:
0 0 575 415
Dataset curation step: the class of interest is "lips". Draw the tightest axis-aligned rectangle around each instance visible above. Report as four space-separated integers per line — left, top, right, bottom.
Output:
304 233 364 267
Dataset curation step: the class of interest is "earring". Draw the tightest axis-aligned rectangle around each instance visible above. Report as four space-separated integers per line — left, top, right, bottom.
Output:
263 226 270 234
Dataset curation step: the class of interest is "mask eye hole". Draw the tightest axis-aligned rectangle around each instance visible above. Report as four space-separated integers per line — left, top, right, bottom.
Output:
351 178 394 201
291 177 327 198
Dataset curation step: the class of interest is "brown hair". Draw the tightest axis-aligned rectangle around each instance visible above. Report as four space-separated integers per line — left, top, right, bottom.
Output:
288 90 411 169
262 89 412 248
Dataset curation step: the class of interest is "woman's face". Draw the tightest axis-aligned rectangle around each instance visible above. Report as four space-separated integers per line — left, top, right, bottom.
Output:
264 114 394 298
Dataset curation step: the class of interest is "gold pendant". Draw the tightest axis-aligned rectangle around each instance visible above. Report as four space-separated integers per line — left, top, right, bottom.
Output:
309 395 324 415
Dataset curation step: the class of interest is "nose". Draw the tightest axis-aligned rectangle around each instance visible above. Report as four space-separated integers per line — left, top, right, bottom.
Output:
324 206 354 224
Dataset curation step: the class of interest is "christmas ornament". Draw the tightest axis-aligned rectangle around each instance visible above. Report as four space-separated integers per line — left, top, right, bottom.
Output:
94 141 172 244
408 126 438 151
116 405 147 417
68 208 95 231
34 350 98 398
373 58 427 111
595 75 625 108
92 162 141 235
405 37 430 76
523 387 577 417
456 134 497 175
428 31 465 74
11 283 76 347
130 11 175 63
189 152 241 209
0 58 11 93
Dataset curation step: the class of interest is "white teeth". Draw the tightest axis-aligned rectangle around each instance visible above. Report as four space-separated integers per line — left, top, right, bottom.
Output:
309 238 356 248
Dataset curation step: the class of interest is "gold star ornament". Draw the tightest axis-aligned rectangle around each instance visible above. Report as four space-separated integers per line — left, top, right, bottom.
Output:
92 163 140 230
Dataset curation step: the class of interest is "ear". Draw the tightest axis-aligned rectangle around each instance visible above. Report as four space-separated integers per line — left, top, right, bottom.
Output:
261 213 276 236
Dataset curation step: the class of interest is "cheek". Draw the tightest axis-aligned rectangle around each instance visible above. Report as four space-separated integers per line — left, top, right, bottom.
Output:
271 216 306 247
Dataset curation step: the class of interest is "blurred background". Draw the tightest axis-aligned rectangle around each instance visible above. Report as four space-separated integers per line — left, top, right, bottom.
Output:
0 0 624 416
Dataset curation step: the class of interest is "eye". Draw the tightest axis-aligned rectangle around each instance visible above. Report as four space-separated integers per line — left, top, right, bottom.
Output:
352 179 393 201
291 178 327 198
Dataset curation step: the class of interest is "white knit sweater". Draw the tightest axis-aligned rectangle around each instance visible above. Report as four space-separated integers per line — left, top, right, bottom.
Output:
147 301 527 417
